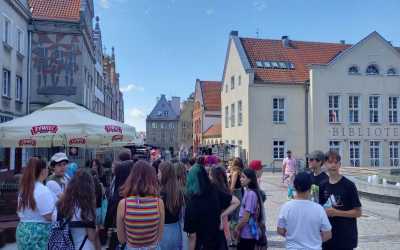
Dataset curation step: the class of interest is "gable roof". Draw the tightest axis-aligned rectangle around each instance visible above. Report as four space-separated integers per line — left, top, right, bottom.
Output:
147 95 179 121
29 0 81 22
203 123 221 138
199 81 222 111
239 37 351 83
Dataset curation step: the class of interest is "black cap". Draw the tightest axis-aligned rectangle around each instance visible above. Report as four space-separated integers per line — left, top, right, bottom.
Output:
293 172 312 192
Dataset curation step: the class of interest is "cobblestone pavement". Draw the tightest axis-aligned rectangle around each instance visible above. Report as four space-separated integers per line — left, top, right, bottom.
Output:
261 172 400 250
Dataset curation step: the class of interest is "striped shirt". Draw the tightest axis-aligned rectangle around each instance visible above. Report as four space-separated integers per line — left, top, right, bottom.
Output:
124 196 160 247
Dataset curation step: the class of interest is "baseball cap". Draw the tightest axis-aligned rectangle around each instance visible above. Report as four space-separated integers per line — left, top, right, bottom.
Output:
50 152 69 164
293 172 312 192
308 150 325 162
249 160 263 171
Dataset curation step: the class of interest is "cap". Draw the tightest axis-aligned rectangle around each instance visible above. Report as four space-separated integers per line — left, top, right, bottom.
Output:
308 150 325 162
293 172 312 192
50 152 69 164
249 160 263 171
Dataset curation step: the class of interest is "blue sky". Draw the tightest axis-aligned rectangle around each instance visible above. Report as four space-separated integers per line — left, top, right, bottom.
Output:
94 0 400 131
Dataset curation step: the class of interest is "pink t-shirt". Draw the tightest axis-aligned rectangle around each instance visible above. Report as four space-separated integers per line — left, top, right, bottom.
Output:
283 157 296 175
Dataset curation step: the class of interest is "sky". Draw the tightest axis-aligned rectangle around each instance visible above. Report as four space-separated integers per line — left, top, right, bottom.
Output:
94 0 400 132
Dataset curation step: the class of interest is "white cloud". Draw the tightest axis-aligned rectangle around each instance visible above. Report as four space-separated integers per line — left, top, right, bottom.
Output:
120 84 144 93
99 0 110 9
125 107 146 130
205 9 215 16
253 1 267 11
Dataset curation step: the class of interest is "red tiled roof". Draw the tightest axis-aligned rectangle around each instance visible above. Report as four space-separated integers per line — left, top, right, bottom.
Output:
203 123 221 138
29 0 81 22
240 38 351 83
200 81 222 111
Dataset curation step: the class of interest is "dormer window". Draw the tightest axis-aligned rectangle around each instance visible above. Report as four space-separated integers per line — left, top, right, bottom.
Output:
387 67 397 76
164 111 168 116
157 111 162 116
348 65 359 75
366 64 379 75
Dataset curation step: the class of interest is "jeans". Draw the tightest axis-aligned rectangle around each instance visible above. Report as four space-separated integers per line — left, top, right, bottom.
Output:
159 222 183 250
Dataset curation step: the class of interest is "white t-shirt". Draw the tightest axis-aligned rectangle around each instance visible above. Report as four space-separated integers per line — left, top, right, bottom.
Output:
18 182 55 223
52 208 95 250
277 199 332 250
46 177 66 200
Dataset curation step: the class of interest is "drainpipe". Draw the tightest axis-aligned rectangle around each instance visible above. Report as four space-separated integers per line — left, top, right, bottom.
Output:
304 80 310 168
26 22 33 114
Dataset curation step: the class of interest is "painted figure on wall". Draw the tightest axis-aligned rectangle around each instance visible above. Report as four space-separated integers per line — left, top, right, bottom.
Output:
32 33 81 96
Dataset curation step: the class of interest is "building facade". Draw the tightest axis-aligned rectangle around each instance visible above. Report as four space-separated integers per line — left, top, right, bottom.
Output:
222 31 400 167
193 79 222 153
146 95 180 153
28 0 123 120
0 0 31 171
178 94 194 152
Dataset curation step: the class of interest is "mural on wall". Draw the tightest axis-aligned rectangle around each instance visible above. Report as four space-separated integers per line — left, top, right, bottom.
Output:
32 33 81 96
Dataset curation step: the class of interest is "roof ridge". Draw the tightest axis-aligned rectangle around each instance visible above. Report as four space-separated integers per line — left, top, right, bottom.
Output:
240 37 352 46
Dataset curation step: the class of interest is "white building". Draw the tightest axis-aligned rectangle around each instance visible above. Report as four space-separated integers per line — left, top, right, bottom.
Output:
222 31 400 167
0 0 30 171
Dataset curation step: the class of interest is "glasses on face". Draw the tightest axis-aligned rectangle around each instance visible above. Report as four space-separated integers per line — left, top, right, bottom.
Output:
309 158 316 161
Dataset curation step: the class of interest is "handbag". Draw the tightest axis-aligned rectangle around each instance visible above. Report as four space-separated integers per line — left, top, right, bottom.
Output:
254 191 268 248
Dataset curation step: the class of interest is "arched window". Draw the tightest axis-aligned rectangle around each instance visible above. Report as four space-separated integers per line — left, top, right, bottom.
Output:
366 64 379 75
348 65 359 75
387 67 397 76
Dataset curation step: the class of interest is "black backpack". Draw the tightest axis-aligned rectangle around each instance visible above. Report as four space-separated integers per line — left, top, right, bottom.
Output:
48 213 95 250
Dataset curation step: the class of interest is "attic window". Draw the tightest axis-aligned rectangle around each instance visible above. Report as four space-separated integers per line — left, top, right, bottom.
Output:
255 61 295 70
157 111 162 116
164 111 168 116
348 66 359 75
366 64 379 75
387 68 397 76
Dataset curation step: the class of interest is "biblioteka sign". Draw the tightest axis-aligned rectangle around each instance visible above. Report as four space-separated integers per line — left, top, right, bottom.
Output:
330 126 400 138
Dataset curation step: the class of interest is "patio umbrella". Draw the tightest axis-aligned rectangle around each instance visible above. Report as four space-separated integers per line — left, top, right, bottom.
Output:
0 100 136 148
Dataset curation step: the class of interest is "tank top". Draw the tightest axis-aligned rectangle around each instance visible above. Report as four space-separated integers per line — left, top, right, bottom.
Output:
124 196 160 247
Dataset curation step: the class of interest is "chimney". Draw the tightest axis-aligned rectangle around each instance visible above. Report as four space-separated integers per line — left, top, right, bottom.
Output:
230 30 239 37
340 40 345 45
170 96 181 116
282 35 290 48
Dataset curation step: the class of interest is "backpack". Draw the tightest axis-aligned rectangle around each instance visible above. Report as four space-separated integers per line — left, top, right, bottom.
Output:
48 213 95 250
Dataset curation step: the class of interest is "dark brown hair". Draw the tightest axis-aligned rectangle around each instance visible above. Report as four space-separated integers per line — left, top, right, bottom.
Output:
121 160 159 197
118 149 132 161
90 159 103 177
57 169 96 222
325 150 341 163
159 162 184 215
210 166 229 193
231 157 244 172
18 158 47 211
175 162 187 187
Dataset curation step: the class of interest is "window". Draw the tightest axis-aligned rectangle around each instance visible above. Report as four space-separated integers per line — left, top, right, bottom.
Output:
273 98 285 123
17 28 23 54
366 64 379 75
169 123 174 129
273 140 285 160
271 61 279 68
164 111 168 117
225 106 229 128
238 100 242 126
389 97 399 124
16 76 22 101
349 141 361 167
160 123 164 129
348 66 359 75
238 75 241 86
2 69 11 97
263 61 272 68
387 68 397 76
329 141 341 155
231 76 235 90
230 103 235 127
369 96 380 123
225 84 228 93
328 95 340 123
348 96 360 123
3 17 11 45
369 141 381 167
390 141 400 167
256 61 263 68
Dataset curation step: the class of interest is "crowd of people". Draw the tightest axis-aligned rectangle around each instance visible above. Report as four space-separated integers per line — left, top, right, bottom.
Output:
14 147 362 250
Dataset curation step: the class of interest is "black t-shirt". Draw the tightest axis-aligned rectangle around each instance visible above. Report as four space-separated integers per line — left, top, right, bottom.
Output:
319 176 362 249
310 172 329 187
161 192 180 224
184 185 232 250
